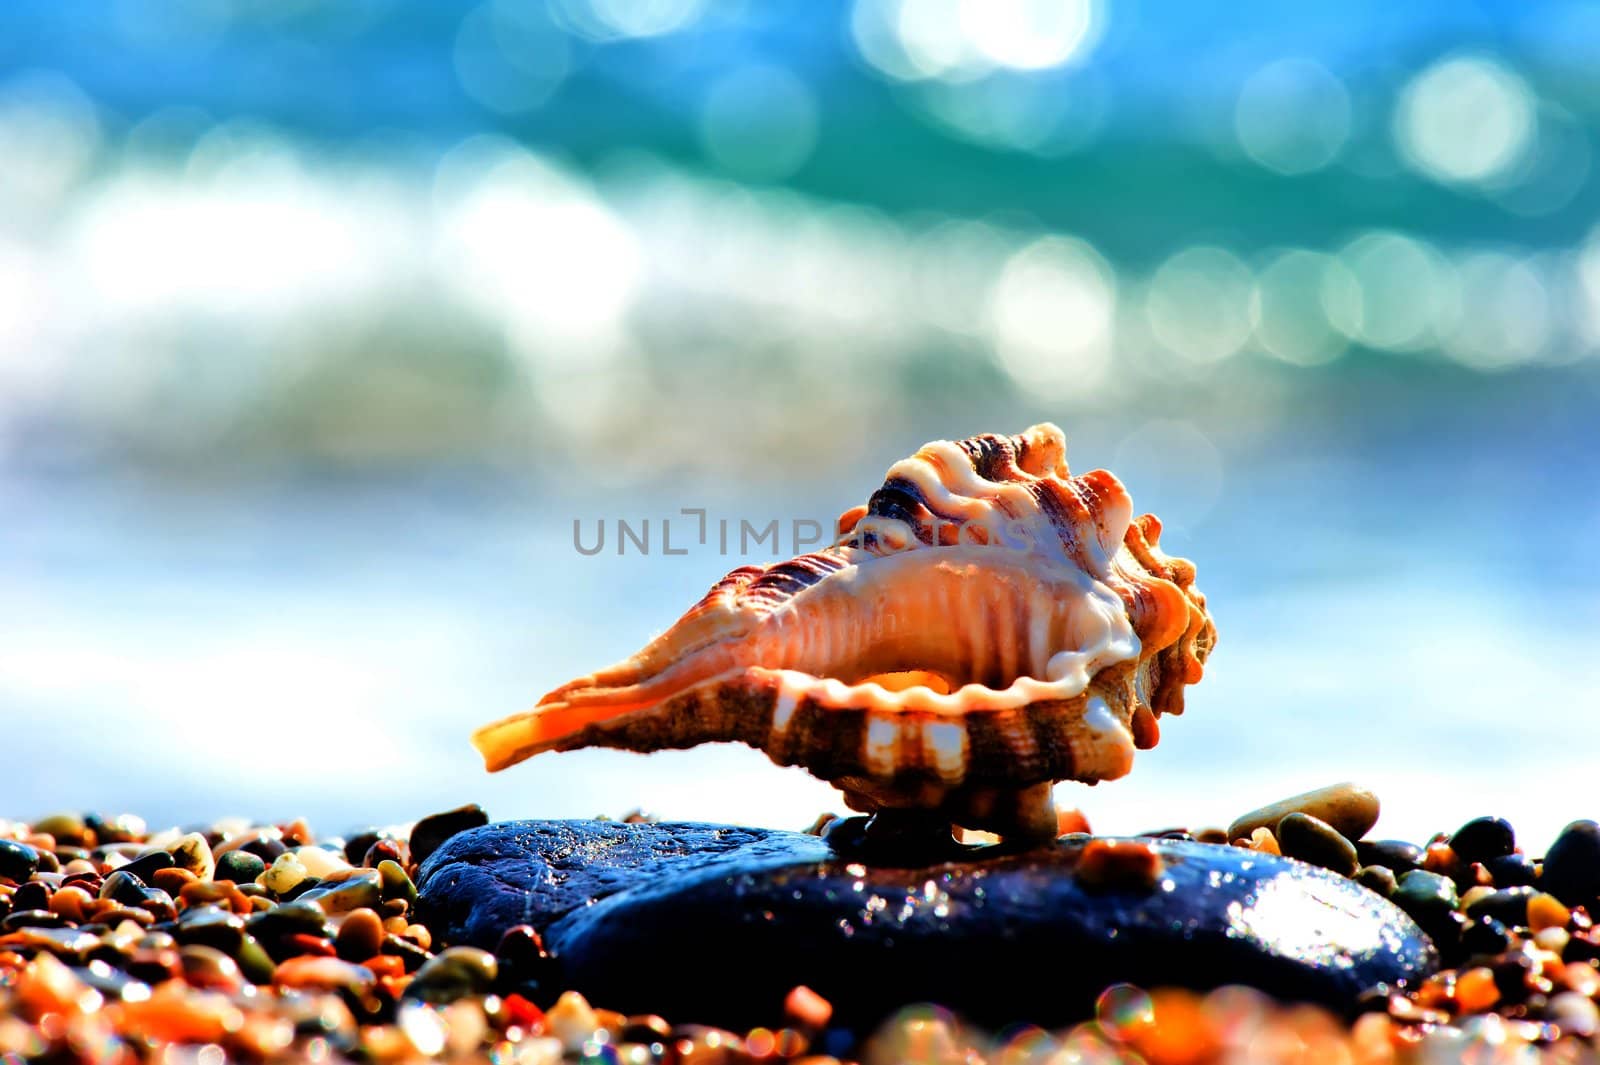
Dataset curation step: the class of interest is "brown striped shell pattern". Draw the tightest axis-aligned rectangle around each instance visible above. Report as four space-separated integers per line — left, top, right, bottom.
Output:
473 423 1216 841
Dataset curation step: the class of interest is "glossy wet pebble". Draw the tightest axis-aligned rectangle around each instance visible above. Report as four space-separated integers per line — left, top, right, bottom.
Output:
409 804 489 868
1227 783 1380 845
1449 817 1517 865
1542 821 1600 908
1275 813 1359 876
418 820 1434 1030
0 838 40 882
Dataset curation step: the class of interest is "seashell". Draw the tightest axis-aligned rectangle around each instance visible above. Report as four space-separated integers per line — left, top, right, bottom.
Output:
474 423 1216 840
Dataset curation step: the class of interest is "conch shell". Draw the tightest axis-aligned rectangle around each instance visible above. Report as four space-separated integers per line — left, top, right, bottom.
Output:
475 423 1215 840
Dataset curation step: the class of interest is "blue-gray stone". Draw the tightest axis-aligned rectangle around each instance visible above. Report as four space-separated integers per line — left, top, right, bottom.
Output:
417 820 1436 1030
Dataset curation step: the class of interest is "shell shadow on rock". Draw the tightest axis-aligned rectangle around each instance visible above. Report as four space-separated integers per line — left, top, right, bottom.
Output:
473 424 1217 840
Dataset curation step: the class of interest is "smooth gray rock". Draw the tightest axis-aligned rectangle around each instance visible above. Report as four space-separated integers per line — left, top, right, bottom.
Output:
417 819 1436 1030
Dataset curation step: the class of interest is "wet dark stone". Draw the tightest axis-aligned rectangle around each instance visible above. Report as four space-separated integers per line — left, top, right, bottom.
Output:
1461 916 1512 960
120 851 176 885
418 820 1436 1030
12 881 51 913
1541 821 1600 907
1464 886 1535 929
99 870 149 907
176 905 247 955
1485 853 1537 888
1450 818 1517 865
0 839 40 883
1355 840 1424 876
409 804 490 869
232 834 288 863
2 909 68 931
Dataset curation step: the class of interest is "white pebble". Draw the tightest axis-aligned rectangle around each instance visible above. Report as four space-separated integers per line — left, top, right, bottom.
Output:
546 990 599 1053
1550 992 1599 1038
259 853 309 895
168 832 215 881
294 846 351 880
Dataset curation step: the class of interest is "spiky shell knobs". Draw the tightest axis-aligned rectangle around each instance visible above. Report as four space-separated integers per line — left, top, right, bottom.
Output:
474 423 1216 843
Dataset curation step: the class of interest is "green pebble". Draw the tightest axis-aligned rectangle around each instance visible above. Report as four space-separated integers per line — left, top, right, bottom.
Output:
1275 812 1359 877
1394 869 1458 912
404 946 499 1004
216 850 267 884
236 933 277 985
299 870 383 915
244 899 332 939
378 859 418 906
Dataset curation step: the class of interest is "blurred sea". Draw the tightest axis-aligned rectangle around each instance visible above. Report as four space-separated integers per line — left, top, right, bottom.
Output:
3 0 1600 852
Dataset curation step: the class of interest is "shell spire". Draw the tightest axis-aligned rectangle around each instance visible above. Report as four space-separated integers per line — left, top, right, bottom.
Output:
474 423 1216 839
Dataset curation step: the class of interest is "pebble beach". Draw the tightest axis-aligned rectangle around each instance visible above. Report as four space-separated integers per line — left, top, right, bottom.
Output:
4 787 1600 1063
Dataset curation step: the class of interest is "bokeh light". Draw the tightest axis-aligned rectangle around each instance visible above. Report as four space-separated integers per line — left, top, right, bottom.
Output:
550 0 707 41
1252 250 1349 367
1441 251 1551 370
453 1 571 115
1394 56 1536 186
1144 247 1256 365
699 64 819 183
851 0 1101 82
1324 231 1458 352
985 235 1117 395
1233 59 1350 176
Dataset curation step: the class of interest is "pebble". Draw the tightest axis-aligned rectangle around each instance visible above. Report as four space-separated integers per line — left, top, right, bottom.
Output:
1275 813 1359 876
299 868 382 914
259 853 310 896
120 849 175 884
1485 853 1537 887
405 945 498 1004
1450 817 1517 865
0 838 41 882
1355 865 1397 898
215 849 267 884
410 804 490 868
272 954 377 994
1464 886 1535 928
32 813 89 848
377 858 417 906
167 833 216 881
1227 783 1380 845
547 990 601 1053
423 820 1434 1030
1541 820 1600 907
294 845 350 880
335 907 386 961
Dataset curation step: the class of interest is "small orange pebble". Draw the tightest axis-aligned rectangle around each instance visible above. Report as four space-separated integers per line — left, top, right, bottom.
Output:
403 924 432 951
1056 808 1092 836
501 993 546 1032
1076 839 1166 891
384 916 409 935
378 974 411 999
151 867 197 897
1349 1011 1398 1065
278 819 313 847
784 985 833 1029
272 955 377 993
1119 989 1217 1065
115 982 243 1044
360 955 405 979
1455 966 1500 1013
1529 892 1572 932
16 954 99 1019
1422 843 1456 875
49 885 91 922
1248 827 1280 856
284 933 336 957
